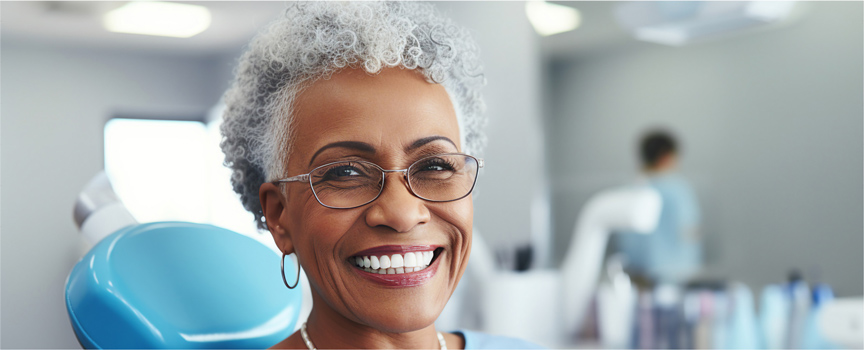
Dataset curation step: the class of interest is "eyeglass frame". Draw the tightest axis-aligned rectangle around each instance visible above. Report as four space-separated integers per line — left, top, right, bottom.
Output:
271 152 484 209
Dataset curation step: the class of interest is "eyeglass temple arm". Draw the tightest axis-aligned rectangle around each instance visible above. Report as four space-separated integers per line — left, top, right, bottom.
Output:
273 174 310 184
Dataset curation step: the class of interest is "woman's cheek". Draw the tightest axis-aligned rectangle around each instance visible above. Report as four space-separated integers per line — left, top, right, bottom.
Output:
308 207 360 235
439 199 473 235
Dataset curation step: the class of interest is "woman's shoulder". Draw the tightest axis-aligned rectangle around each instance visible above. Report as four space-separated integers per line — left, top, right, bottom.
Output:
453 330 546 349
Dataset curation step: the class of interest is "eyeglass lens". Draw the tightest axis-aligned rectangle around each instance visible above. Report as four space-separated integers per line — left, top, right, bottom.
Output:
309 154 479 208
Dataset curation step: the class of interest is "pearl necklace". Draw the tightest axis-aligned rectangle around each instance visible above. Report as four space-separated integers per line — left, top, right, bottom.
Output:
300 322 448 350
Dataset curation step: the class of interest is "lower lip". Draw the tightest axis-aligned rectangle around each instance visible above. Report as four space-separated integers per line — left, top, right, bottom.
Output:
350 253 442 287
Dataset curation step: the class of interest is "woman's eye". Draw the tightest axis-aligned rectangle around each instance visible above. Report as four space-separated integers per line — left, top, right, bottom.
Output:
323 165 363 179
335 167 359 176
422 164 445 171
417 159 455 172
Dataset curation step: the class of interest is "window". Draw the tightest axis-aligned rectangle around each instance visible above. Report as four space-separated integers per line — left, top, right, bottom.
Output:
103 113 272 247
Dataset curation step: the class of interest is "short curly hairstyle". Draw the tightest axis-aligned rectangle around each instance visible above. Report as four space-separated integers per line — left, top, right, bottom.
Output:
220 1 486 230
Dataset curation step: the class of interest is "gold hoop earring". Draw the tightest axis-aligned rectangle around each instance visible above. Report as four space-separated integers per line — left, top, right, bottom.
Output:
281 252 300 289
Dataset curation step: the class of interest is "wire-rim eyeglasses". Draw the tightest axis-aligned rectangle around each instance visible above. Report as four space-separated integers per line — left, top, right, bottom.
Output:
271 153 484 209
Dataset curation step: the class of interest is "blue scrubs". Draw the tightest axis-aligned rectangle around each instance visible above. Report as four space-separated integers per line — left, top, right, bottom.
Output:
615 173 702 283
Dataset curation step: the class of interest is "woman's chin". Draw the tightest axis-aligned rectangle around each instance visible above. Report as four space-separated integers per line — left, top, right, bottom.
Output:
345 287 449 333
360 311 442 334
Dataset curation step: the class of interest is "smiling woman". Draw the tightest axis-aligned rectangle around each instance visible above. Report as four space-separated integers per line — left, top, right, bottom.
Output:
218 2 540 349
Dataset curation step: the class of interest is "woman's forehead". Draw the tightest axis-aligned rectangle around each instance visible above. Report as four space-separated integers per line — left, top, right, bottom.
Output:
289 68 461 165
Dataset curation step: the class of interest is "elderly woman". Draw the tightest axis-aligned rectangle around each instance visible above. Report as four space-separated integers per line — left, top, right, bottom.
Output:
220 2 539 349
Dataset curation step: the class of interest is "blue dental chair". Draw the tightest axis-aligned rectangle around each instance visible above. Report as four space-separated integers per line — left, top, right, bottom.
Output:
65 174 302 349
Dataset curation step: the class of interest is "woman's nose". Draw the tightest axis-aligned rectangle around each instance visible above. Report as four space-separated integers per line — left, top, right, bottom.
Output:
364 173 431 233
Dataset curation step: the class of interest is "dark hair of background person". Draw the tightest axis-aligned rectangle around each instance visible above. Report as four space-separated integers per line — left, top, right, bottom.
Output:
640 130 678 169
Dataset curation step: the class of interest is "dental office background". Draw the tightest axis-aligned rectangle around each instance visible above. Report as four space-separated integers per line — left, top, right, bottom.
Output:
1 1 861 349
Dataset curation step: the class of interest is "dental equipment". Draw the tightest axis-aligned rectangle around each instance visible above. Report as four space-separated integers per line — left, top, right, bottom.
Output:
560 185 662 337
65 172 302 348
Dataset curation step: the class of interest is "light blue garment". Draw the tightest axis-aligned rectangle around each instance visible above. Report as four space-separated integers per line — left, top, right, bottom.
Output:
615 173 702 283
456 330 545 349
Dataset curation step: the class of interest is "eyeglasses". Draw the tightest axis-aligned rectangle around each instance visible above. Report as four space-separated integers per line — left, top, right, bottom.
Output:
272 153 484 209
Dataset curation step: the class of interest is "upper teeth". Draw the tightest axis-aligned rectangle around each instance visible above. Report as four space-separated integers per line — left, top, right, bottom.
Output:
352 251 435 274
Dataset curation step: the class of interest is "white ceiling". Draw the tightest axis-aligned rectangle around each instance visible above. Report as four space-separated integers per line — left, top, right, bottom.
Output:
543 2 641 59
0 1 808 60
1 1 289 56
1 1 635 58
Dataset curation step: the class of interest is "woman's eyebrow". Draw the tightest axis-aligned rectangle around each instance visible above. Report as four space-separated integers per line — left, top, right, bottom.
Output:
405 136 457 152
308 141 376 166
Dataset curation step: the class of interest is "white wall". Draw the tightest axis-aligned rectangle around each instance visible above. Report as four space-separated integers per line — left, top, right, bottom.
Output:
545 2 863 296
0 42 227 348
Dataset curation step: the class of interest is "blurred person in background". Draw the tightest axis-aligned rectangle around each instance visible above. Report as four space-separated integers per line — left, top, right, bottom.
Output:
615 129 702 285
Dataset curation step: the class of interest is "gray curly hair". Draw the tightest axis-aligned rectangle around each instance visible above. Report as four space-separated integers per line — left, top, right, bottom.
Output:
220 1 486 230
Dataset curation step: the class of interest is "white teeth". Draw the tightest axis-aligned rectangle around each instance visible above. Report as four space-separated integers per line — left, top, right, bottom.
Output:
391 254 404 268
404 252 417 267
352 250 437 274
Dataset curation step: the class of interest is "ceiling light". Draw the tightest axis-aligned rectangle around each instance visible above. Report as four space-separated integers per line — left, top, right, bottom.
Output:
616 2 797 46
525 1 581 37
103 2 211 38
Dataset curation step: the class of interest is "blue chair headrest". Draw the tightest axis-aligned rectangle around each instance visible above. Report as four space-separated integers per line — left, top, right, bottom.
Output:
65 222 302 349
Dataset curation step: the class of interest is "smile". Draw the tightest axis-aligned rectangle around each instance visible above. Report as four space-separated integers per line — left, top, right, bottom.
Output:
351 250 437 274
347 246 444 287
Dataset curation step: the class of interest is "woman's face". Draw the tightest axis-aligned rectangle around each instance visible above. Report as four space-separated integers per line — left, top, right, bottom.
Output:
267 68 472 332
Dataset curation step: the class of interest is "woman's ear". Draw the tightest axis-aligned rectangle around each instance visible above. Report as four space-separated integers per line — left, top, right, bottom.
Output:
260 182 294 255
